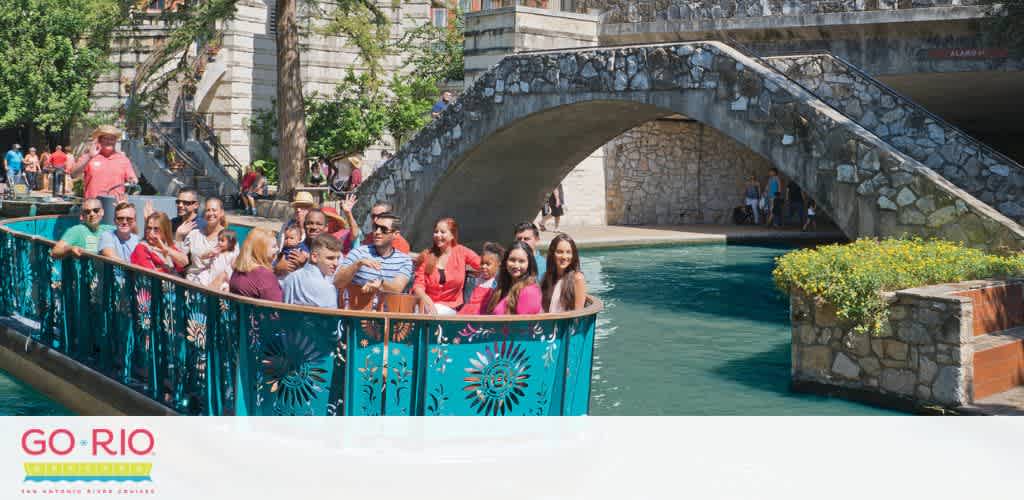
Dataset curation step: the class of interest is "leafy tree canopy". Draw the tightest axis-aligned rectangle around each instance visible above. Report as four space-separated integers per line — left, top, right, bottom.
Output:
0 0 125 131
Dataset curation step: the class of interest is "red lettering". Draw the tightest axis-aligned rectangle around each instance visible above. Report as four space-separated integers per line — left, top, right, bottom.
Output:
21 429 46 455
92 429 115 456
127 429 154 455
48 429 74 456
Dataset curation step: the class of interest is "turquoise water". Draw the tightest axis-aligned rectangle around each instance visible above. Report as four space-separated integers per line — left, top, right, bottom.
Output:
0 369 69 416
583 243 900 415
0 242 898 415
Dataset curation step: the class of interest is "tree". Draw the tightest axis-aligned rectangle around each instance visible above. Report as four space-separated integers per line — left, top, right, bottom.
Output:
305 71 388 160
276 0 308 199
0 0 125 136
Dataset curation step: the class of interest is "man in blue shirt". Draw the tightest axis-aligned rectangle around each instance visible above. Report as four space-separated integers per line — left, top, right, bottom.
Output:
514 221 547 279
431 91 453 119
4 143 24 181
99 202 141 261
283 234 343 308
334 212 412 294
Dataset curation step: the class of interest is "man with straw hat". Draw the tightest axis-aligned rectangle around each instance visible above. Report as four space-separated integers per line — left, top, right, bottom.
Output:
72 124 138 200
278 190 318 248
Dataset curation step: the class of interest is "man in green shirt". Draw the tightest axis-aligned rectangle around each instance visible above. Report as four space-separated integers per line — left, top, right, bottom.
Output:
51 198 115 258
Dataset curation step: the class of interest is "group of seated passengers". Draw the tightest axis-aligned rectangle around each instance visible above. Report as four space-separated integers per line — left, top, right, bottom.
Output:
50 193 588 316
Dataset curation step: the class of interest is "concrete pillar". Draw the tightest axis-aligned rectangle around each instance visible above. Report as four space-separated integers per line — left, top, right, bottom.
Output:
464 6 607 225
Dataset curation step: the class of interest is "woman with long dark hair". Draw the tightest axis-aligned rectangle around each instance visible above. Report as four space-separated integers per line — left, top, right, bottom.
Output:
541 234 587 312
483 241 542 315
414 217 481 315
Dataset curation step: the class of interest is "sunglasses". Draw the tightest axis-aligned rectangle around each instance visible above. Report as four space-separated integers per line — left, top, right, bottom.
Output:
115 216 135 223
146 226 161 232
175 200 198 206
372 224 395 234
83 208 101 215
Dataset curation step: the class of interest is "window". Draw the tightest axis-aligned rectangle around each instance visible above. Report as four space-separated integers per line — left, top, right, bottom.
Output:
432 7 448 28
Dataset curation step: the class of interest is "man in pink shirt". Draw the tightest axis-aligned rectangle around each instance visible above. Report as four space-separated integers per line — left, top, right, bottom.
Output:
71 125 138 200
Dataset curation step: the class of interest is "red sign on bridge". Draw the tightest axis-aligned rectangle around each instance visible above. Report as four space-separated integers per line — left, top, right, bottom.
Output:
926 48 1009 60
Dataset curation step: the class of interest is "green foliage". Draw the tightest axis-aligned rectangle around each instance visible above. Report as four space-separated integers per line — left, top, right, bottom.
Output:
399 9 465 83
249 106 277 162
773 238 1024 335
305 71 389 159
252 159 278 185
0 0 125 131
386 74 437 147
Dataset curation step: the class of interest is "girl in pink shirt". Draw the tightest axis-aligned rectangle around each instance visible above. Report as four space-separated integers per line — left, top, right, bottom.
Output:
482 241 542 316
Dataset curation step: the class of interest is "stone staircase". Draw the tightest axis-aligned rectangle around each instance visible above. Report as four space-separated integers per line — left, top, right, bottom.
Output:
765 53 1024 226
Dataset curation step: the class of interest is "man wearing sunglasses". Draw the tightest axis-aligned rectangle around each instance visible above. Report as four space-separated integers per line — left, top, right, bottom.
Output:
171 188 207 242
360 202 410 254
51 198 115 258
99 202 140 261
334 212 412 294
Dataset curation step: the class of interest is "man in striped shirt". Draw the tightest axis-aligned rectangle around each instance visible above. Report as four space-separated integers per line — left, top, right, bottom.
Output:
333 212 412 294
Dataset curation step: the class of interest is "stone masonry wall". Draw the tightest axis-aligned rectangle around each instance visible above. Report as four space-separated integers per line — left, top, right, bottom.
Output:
605 120 774 224
768 54 1024 226
790 286 973 408
355 41 1024 249
585 0 978 24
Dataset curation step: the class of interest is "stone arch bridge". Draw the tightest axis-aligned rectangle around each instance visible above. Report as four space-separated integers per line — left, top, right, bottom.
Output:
354 41 1024 251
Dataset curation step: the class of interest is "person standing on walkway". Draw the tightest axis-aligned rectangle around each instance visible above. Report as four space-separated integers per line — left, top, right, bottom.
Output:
743 175 761 225
72 125 138 200
38 147 51 192
22 147 40 191
540 183 565 232
763 168 781 225
4 143 23 184
786 181 805 227
48 146 68 196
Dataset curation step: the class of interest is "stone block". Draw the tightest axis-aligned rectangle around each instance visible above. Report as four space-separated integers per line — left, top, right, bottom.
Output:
884 340 908 360
832 353 861 379
871 338 885 358
897 322 931 345
814 300 840 327
860 357 881 376
931 366 966 405
799 346 832 375
918 356 938 384
880 368 915 396
843 332 871 357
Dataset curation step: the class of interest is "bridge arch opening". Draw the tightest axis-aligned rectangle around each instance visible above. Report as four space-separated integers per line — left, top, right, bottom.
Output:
406 93 824 248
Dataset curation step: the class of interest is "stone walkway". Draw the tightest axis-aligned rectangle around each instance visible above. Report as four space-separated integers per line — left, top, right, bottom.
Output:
228 210 844 250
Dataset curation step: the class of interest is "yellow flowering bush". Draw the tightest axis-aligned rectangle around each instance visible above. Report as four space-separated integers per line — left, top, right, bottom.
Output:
773 238 1024 335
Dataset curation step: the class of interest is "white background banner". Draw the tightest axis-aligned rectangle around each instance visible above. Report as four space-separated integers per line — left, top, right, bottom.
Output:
2 417 1021 499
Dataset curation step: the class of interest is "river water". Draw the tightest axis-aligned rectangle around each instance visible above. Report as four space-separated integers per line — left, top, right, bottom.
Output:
0 242 896 415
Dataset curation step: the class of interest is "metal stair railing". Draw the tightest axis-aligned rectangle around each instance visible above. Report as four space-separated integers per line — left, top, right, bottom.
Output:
143 117 203 175
187 112 244 183
762 50 1024 174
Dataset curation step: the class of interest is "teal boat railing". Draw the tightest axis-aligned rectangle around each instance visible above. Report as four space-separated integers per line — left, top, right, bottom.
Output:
0 215 600 416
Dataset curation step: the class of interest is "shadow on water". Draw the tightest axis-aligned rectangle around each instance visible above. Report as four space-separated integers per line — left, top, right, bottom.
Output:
710 341 794 396
600 258 791 325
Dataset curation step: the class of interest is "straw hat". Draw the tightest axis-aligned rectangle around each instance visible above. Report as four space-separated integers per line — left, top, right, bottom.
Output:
290 191 317 208
91 125 122 139
346 155 362 169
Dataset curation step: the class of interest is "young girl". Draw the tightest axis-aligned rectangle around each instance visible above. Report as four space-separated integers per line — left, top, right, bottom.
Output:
203 229 239 291
459 242 505 315
803 200 817 232
483 241 542 315
541 234 587 312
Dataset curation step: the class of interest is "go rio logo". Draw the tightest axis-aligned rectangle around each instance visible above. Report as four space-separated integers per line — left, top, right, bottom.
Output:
20 428 155 483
